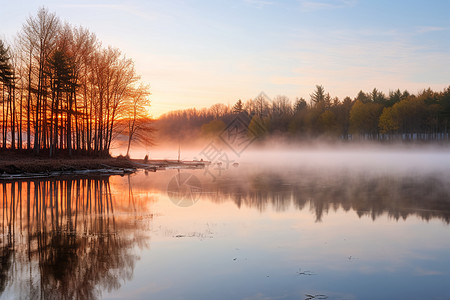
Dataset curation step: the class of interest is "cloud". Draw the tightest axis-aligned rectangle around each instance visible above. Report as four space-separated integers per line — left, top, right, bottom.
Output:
417 26 449 34
298 0 357 11
244 0 275 9
268 27 450 99
414 268 443 276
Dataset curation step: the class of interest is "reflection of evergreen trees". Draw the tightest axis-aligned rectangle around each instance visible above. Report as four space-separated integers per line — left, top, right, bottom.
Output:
203 171 450 223
0 176 149 299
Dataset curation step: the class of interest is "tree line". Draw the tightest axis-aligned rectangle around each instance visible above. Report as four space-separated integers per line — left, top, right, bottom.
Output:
155 85 450 143
0 8 151 157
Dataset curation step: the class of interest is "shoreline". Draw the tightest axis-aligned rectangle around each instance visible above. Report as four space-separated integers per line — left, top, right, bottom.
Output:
0 155 209 180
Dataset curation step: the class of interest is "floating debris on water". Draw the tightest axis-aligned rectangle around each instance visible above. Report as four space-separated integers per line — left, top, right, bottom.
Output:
297 268 316 276
305 294 328 300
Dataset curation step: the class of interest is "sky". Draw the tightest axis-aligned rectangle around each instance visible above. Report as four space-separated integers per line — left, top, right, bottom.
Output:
1 0 450 117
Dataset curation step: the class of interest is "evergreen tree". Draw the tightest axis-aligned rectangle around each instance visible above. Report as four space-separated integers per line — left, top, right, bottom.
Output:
310 85 326 105
232 99 243 114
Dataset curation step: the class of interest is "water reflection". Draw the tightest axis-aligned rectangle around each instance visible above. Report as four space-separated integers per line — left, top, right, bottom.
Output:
0 176 150 300
208 169 450 223
123 169 450 300
135 168 450 223
2 167 450 300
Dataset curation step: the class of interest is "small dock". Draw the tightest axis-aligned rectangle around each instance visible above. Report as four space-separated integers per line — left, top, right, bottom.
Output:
132 159 211 172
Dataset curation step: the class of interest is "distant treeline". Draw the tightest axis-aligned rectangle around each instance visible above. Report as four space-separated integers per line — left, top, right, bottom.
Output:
0 8 151 157
156 85 450 143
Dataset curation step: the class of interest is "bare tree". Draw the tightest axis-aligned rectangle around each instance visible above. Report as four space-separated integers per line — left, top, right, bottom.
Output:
20 7 61 154
254 94 270 118
209 103 228 119
123 83 153 157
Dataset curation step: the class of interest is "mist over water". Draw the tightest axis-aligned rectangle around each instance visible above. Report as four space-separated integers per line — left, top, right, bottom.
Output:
117 142 450 176
245 146 450 175
91 142 450 299
3 143 450 299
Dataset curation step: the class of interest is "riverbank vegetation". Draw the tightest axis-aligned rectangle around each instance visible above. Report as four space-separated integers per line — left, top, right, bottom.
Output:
155 85 450 145
0 8 152 157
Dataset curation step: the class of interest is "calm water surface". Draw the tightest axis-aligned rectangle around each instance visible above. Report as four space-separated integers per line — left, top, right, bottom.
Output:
1 161 450 300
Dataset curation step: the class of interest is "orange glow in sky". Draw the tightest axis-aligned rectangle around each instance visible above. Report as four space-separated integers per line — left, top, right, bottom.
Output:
2 1 450 117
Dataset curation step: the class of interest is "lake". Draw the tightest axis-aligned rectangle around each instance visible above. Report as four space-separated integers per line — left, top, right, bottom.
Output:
1 150 450 300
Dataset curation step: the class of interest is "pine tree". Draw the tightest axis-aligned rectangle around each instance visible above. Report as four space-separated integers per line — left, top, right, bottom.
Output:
233 99 243 113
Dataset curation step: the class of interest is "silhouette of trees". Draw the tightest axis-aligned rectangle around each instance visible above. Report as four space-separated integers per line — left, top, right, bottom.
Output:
1 8 152 157
4 9 449 150
0 39 16 149
293 97 307 113
154 85 450 143
121 84 154 157
370 88 386 104
253 93 270 118
19 8 61 154
310 84 326 106
232 99 243 114
269 95 292 133
355 90 370 103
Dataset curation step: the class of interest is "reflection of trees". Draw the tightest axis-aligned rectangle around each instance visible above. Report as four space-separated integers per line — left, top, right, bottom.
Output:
203 171 450 223
0 176 150 299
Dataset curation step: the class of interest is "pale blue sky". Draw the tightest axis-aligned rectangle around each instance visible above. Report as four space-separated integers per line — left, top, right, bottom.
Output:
1 0 450 116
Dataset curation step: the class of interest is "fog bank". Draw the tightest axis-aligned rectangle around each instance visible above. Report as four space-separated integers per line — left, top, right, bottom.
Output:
113 142 450 176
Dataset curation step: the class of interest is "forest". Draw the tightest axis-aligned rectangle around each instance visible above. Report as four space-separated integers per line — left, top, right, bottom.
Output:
0 8 152 157
3 10 450 158
155 85 450 144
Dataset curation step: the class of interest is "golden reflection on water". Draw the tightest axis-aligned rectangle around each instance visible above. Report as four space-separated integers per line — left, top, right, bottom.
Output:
0 176 151 300
113 169 450 300
1 168 450 299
